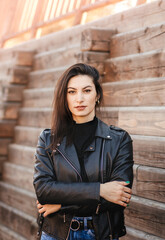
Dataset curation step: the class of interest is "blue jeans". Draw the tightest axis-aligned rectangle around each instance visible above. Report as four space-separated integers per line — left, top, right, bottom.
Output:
41 217 119 240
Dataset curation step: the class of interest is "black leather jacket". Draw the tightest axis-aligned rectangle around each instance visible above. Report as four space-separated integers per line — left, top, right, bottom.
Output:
33 119 133 240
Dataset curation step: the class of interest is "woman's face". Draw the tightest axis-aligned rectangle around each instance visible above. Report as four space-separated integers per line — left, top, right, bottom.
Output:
67 75 98 123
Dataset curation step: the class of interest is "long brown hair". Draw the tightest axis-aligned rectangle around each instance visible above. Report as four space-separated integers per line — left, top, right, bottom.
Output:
51 63 103 149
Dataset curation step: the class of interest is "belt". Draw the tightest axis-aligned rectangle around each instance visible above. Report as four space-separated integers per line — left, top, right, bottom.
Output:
70 218 94 231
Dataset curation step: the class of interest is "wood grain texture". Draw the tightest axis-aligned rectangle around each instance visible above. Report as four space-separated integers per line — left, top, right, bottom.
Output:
110 23 165 57
132 135 165 168
125 195 165 238
102 77 165 106
104 49 165 82
0 120 16 137
81 27 116 51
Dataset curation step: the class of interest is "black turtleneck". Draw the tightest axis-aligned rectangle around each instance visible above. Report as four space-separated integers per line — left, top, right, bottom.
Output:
73 117 98 182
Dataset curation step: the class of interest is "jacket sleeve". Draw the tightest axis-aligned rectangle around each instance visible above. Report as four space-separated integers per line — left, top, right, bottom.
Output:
110 130 134 187
100 130 134 211
33 130 100 205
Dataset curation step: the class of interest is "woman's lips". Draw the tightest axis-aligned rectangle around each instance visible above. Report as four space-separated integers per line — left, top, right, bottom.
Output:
75 106 86 111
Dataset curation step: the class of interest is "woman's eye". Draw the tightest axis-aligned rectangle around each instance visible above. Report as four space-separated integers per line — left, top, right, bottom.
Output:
68 91 75 94
84 89 91 93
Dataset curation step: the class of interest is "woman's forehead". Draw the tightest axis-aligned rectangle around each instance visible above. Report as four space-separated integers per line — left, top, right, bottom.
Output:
67 75 94 88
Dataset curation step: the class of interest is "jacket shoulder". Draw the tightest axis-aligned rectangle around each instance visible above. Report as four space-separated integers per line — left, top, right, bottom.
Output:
38 128 51 146
109 125 132 141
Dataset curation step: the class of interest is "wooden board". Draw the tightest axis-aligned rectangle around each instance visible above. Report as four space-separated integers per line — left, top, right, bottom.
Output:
0 103 21 120
133 165 165 203
0 138 12 155
132 135 165 168
99 107 165 137
77 51 109 75
125 195 165 238
102 77 165 106
110 23 165 57
104 49 165 82
81 27 116 52
0 120 16 137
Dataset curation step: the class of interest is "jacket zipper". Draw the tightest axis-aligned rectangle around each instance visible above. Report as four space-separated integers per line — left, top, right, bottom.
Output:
100 139 113 239
55 148 82 182
55 148 82 239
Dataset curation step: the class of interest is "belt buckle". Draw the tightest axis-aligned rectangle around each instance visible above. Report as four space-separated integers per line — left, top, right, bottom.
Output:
70 219 80 231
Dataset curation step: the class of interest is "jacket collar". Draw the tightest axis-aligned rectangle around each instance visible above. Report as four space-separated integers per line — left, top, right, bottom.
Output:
95 118 112 140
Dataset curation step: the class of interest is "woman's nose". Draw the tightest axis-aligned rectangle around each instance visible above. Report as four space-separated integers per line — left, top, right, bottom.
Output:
76 92 84 102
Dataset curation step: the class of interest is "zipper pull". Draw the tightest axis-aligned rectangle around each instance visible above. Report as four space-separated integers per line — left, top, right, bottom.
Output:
64 213 66 223
96 203 101 214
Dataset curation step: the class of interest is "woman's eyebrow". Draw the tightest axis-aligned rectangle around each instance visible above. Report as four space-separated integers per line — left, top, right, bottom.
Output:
67 85 92 89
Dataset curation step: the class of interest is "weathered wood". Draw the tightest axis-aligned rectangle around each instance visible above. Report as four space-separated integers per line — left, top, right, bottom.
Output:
99 107 165 137
0 138 12 155
28 67 65 88
0 224 27 240
133 165 165 202
18 108 51 128
33 45 80 71
8 144 35 168
0 156 6 177
104 49 165 82
12 66 31 84
14 126 42 147
81 27 116 52
2 84 25 102
123 226 164 240
125 195 165 238
0 120 16 137
0 182 37 218
12 51 34 66
0 202 37 239
118 107 165 137
2 162 34 192
110 23 165 57
102 77 165 106
23 88 53 108
132 135 165 168
77 51 109 75
0 102 21 120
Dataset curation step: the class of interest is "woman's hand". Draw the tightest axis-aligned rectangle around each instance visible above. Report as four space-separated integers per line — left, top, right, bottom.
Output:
100 181 132 207
37 200 61 217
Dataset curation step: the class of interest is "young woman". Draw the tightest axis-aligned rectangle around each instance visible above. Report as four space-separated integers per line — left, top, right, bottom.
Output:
33 63 133 240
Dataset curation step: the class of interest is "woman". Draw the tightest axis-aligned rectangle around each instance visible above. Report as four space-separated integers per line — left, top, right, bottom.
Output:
33 63 133 240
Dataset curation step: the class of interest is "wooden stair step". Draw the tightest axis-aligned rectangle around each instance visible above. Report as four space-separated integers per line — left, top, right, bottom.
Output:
18 107 51 128
133 164 165 203
132 135 165 168
0 138 12 155
33 45 80 70
77 51 109 75
0 62 31 84
99 106 165 137
14 126 43 147
104 49 165 82
8 144 35 168
0 156 7 177
23 88 53 107
0 102 21 120
125 195 165 239
0 224 27 240
110 22 165 58
123 226 164 240
0 201 37 239
2 84 25 102
103 77 165 106
0 181 37 218
28 66 67 88
81 27 116 52
2 162 34 192
0 120 16 137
